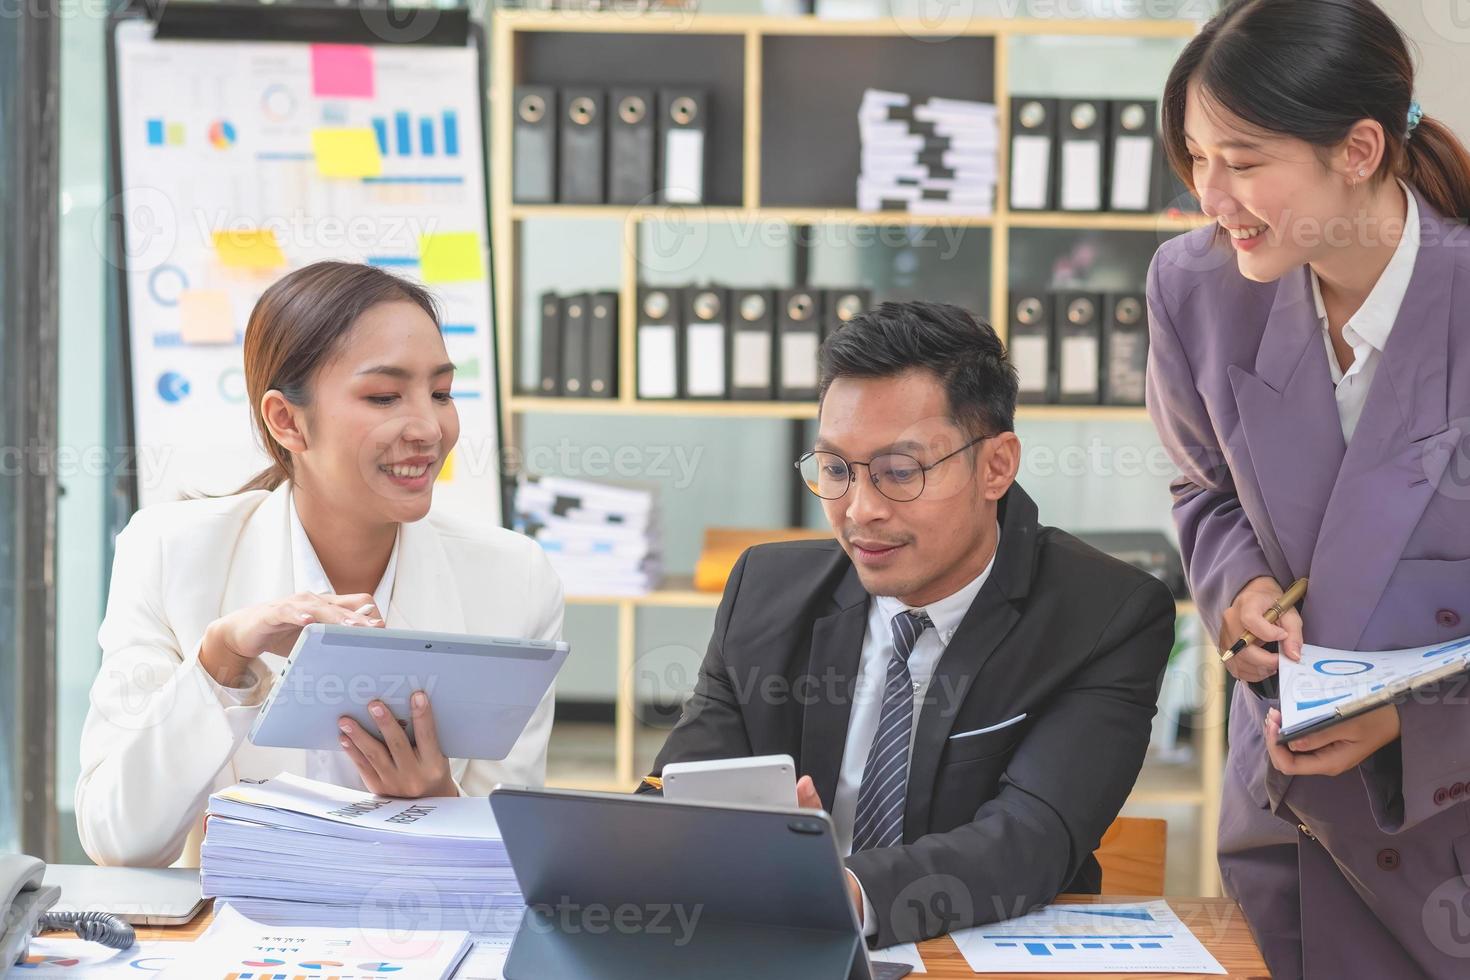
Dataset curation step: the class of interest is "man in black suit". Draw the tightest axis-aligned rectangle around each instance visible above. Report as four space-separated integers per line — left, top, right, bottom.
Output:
647 301 1175 948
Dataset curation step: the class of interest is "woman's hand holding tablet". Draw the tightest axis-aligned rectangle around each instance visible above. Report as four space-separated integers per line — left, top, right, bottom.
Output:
337 692 457 798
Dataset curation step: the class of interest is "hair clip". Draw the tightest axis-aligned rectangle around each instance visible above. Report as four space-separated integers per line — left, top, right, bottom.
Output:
1407 100 1424 136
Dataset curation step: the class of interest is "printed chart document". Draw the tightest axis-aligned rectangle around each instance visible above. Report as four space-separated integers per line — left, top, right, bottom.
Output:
949 901 1225 974
156 904 471 979
1279 635 1470 740
452 936 512 979
5 938 182 977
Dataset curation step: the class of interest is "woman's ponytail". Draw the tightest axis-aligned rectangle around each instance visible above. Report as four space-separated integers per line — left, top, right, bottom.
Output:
1402 114 1470 223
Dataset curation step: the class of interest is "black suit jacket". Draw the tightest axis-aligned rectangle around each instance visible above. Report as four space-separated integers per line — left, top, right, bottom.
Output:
647 483 1175 947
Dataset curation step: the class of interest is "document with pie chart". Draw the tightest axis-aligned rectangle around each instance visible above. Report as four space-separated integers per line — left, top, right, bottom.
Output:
1279 635 1470 740
153 904 471 980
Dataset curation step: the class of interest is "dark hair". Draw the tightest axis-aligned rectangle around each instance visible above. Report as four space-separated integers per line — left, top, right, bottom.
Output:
1162 0 1470 222
232 260 440 495
818 300 1017 438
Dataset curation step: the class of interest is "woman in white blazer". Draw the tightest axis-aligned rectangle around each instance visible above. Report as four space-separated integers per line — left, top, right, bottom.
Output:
76 261 562 868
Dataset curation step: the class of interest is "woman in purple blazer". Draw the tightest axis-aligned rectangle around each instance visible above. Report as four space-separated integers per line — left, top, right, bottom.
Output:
1144 2 1470 977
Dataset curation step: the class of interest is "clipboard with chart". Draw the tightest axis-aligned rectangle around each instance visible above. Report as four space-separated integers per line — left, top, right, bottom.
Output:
106 2 504 521
1278 635 1470 741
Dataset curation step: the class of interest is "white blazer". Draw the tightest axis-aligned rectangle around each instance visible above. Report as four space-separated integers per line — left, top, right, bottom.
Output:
75 482 562 868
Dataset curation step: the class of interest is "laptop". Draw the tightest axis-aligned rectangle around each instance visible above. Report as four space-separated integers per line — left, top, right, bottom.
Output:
489 786 914 980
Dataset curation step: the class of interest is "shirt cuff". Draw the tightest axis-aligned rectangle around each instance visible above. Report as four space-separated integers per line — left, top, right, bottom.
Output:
849 869 878 938
198 650 272 709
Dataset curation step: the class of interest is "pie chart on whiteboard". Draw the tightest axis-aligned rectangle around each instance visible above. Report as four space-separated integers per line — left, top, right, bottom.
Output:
156 371 191 404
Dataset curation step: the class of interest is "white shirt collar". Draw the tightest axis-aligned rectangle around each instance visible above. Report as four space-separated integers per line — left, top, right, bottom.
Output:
1310 177 1419 359
288 489 400 617
874 524 1000 647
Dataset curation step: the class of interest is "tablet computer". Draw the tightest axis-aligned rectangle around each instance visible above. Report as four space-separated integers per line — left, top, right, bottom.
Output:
488 786 912 980
248 623 569 761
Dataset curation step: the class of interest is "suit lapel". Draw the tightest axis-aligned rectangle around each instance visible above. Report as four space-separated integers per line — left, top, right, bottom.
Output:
904 487 1037 840
1226 265 1345 579
219 483 295 635
801 565 870 812
1305 194 1460 648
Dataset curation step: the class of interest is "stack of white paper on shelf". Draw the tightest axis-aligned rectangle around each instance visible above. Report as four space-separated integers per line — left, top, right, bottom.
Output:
199 774 524 939
515 475 661 597
857 89 1000 216
156 904 473 980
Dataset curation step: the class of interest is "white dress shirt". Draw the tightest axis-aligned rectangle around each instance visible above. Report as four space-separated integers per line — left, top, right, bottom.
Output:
834 528 999 934
208 494 403 790
1310 178 1419 442
289 493 401 789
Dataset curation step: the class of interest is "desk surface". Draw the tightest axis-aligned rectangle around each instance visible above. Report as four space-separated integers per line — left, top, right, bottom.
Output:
132 894 1266 979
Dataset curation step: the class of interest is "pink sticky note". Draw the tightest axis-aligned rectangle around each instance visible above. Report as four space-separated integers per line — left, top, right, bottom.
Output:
310 44 374 99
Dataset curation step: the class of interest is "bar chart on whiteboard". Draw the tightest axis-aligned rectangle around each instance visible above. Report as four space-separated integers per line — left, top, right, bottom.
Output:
112 18 501 520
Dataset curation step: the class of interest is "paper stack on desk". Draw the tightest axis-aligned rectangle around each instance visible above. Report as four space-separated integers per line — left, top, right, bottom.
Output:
200 774 524 938
857 89 999 216
514 475 661 597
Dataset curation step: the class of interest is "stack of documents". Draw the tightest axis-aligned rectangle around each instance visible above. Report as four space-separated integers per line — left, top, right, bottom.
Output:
156 904 473 979
200 774 524 938
515 475 661 597
857 89 999 216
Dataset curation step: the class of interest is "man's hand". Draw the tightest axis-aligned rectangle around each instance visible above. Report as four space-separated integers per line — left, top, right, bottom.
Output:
1264 705 1400 777
797 774 823 810
797 775 866 926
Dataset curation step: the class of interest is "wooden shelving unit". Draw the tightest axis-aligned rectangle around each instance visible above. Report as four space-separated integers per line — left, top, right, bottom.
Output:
490 10 1221 895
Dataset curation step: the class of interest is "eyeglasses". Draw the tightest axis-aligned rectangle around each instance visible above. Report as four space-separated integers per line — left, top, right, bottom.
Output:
795 434 994 502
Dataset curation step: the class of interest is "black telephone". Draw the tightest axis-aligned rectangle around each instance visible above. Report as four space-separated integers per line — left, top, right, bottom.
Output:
1 854 135 968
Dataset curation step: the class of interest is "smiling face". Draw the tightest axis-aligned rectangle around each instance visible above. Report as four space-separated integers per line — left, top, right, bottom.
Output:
814 368 1019 607
1183 80 1382 283
263 299 459 526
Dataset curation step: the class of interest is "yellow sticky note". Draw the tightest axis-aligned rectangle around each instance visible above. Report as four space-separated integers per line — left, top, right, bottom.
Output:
436 450 455 483
166 122 185 146
178 289 236 344
212 229 286 271
418 232 483 284
311 127 383 178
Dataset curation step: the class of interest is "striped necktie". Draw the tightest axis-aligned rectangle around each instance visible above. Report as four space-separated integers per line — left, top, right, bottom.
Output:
852 608 933 853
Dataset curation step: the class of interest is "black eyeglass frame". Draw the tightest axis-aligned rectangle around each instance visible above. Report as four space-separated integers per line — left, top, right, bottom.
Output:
793 432 995 502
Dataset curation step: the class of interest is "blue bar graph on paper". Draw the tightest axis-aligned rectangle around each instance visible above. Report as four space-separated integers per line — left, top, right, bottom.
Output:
442 324 475 335
147 119 164 145
1024 944 1051 957
420 118 435 156
395 111 412 155
1082 943 1103 949
1053 944 1075 950
1111 943 1133 950
372 118 388 155
443 110 459 155
1141 943 1162 949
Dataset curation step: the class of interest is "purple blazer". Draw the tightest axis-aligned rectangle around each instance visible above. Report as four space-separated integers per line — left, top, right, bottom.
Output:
1146 185 1470 979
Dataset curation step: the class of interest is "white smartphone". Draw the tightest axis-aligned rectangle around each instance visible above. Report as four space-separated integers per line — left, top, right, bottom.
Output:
661 754 799 808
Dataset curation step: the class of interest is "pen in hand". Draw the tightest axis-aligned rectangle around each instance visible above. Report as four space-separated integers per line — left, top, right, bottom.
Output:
1221 577 1308 663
